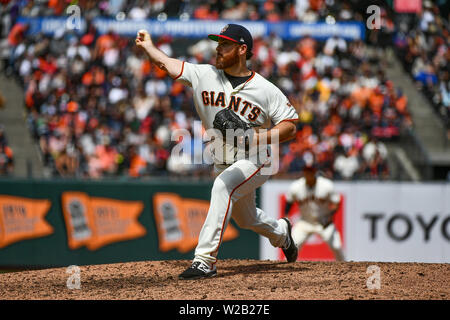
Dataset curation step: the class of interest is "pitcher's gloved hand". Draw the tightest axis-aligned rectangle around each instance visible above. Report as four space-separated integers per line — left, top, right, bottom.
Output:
213 108 252 137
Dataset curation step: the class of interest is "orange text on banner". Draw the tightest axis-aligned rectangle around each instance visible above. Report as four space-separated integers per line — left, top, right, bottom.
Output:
61 192 146 251
0 195 53 248
153 193 239 253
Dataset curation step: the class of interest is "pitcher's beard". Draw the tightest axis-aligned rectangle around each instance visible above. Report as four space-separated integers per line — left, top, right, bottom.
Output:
215 53 240 70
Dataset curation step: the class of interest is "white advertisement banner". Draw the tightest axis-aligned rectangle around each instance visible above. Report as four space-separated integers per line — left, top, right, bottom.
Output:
261 181 450 263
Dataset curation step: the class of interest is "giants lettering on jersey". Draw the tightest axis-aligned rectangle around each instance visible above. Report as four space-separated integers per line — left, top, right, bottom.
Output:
201 91 262 122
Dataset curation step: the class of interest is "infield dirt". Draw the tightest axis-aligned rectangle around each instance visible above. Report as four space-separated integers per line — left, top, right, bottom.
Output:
0 259 448 300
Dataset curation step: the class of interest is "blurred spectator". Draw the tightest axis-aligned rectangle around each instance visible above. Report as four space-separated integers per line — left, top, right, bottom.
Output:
7 21 27 46
0 90 4 109
0 143 13 175
0 125 13 175
0 124 7 145
333 148 360 180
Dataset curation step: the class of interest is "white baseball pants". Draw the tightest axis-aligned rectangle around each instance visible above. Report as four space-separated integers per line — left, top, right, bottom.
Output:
292 219 345 261
194 159 289 268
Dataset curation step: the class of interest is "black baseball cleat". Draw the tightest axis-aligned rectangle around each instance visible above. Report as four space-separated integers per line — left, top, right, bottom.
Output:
282 218 298 263
178 261 217 280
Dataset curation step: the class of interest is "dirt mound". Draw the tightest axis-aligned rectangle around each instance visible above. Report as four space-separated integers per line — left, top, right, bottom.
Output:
0 259 448 300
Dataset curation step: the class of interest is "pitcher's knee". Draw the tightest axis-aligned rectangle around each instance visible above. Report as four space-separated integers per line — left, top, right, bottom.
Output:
233 218 273 239
244 223 262 234
233 216 254 230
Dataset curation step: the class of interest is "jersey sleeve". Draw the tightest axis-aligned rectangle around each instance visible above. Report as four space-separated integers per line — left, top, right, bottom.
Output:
285 180 301 203
327 181 341 204
174 62 209 88
329 192 340 204
268 87 299 126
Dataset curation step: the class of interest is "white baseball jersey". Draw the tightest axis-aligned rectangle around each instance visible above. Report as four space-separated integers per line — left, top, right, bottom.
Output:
285 176 340 224
172 61 298 268
175 62 298 165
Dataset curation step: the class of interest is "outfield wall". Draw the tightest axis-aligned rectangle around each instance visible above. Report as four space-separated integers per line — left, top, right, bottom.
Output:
261 181 450 263
0 178 259 268
2 178 448 268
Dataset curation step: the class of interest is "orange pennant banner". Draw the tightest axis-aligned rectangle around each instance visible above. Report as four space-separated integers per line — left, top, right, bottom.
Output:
61 192 146 251
153 193 239 253
0 195 53 248
87 197 146 250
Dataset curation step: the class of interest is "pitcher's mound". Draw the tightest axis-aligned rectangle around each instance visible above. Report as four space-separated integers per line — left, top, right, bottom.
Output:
0 259 448 300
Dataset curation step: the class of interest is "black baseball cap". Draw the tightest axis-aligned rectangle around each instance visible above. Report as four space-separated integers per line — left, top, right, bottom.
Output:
208 24 253 58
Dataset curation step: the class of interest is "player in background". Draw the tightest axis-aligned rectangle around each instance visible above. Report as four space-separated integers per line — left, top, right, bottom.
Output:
136 24 299 280
284 162 345 261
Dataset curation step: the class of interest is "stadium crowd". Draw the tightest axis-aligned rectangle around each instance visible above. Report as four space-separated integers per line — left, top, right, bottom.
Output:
394 0 450 139
0 0 415 180
1 0 367 23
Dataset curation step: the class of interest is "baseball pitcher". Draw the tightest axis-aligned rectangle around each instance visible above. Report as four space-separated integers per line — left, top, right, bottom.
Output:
136 24 299 279
284 164 345 261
